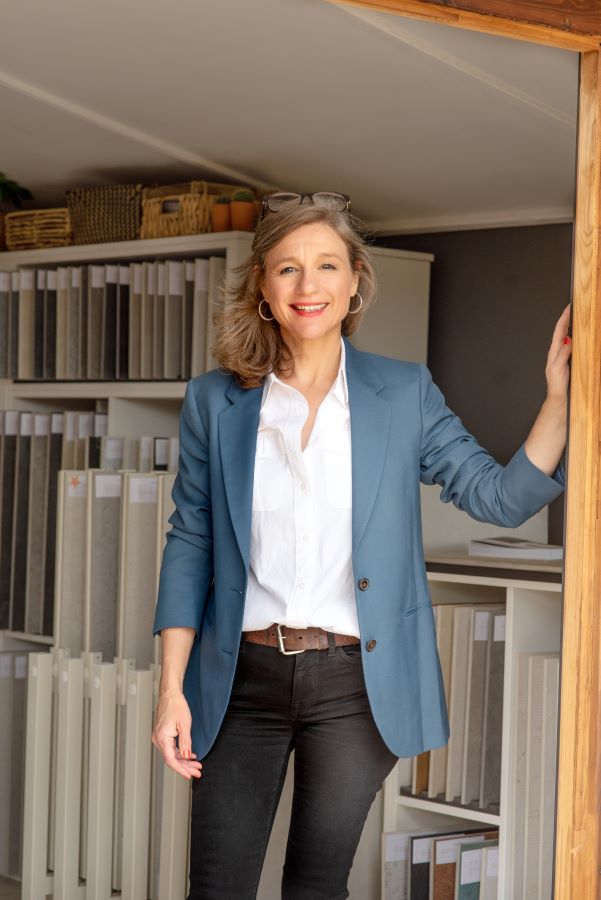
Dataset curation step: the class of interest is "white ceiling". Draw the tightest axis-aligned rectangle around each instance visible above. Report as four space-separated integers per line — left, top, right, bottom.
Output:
0 0 579 234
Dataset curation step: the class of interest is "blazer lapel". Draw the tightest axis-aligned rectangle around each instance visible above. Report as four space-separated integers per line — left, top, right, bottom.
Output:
219 378 263 570
344 338 392 554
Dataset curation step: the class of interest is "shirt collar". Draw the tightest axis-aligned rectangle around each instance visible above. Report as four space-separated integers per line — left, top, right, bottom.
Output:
262 336 348 409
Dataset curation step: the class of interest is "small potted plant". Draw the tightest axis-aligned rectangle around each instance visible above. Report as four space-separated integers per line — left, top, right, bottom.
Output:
230 189 256 231
210 194 231 232
0 172 33 250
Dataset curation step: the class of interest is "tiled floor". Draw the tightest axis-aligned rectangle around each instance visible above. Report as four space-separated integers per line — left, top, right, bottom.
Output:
0 877 20 900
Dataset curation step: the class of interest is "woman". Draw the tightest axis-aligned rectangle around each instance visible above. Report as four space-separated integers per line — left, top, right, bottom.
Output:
152 193 571 900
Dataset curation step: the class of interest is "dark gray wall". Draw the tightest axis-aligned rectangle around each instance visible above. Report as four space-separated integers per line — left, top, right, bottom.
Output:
378 224 573 545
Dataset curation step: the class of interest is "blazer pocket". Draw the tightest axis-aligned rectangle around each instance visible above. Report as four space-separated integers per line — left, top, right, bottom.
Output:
404 600 433 618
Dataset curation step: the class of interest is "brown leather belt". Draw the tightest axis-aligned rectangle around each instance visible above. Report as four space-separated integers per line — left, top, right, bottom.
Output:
243 623 361 655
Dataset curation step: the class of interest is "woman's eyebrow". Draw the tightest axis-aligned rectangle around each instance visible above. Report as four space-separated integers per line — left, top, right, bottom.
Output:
270 252 345 266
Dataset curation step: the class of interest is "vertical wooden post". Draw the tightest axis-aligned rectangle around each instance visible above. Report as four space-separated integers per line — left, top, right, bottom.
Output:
554 48 601 900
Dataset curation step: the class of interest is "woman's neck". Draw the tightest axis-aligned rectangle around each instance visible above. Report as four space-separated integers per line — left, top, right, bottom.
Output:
279 331 343 393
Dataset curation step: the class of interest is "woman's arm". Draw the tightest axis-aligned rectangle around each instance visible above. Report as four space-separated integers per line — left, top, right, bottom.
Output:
524 304 571 476
152 626 202 780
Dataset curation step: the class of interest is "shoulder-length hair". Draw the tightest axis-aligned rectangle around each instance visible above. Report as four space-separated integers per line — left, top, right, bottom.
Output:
211 202 377 388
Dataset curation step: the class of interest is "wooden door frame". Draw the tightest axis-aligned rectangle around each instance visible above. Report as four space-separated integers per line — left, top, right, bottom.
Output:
328 2 601 897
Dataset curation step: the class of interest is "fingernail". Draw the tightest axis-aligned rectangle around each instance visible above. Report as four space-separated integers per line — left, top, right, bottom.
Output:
563 336 571 344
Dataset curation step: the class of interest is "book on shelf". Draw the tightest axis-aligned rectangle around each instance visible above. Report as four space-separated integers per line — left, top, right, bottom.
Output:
468 536 563 560
455 838 499 899
431 830 498 900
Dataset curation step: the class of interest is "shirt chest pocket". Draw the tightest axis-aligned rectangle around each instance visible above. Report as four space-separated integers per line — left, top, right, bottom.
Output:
323 428 352 509
252 431 291 512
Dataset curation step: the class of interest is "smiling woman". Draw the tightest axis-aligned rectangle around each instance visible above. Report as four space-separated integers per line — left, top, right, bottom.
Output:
211 200 377 387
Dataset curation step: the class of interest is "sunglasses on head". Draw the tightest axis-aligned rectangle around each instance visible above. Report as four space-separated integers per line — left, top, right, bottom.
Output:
258 191 351 223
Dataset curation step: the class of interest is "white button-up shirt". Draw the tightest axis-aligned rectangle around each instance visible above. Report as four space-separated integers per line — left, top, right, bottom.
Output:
242 338 359 637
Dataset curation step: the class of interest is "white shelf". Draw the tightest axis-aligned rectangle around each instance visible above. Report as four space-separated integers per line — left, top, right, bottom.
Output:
0 230 254 269
1 630 54 646
397 793 500 827
7 380 186 401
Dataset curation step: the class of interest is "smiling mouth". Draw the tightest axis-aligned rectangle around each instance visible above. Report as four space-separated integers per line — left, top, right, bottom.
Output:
291 303 328 311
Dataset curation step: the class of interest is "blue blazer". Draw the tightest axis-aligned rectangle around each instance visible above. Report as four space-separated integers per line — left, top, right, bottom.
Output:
152 337 565 759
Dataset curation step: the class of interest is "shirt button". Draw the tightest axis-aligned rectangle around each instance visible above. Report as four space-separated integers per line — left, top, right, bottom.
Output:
303 534 310 542
298 583 305 590
366 639 377 652
358 578 370 591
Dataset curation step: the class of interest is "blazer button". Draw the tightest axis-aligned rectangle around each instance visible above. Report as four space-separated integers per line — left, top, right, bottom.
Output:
358 578 370 591
366 639 377 652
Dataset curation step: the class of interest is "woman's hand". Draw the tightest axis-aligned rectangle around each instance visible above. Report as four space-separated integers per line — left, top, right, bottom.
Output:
152 688 203 781
545 302 572 401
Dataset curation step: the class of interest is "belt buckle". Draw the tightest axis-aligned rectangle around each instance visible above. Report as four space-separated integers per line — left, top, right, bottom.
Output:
276 623 305 655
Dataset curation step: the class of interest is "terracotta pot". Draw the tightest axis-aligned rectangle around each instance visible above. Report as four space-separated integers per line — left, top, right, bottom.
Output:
211 204 231 232
230 200 256 231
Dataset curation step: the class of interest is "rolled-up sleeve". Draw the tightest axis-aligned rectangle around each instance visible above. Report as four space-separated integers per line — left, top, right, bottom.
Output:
419 363 565 528
152 380 214 640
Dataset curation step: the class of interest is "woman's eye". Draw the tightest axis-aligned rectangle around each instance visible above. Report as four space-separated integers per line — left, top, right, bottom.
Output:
279 266 296 275
320 263 336 270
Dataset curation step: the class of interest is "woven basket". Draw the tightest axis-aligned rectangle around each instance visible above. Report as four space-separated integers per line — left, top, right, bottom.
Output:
4 207 72 251
140 181 254 239
66 183 142 245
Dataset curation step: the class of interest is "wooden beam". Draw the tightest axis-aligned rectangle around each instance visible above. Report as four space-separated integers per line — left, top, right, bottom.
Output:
424 0 601 36
327 0 601 50
554 48 601 900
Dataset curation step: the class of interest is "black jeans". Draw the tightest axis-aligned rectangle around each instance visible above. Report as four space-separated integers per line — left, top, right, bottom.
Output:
188 633 399 900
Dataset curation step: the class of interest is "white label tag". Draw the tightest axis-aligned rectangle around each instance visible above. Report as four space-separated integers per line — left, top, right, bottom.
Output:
20 270 34 291
460 847 483 885
157 263 166 295
168 261 184 295
195 259 209 291
65 412 76 441
51 413 64 434
71 268 81 289
103 437 123 461
105 264 118 283
78 413 94 439
493 615 506 642
47 271 57 290
0 273 9 291
486 846 499 877
20 413 33 436
94 414 108 437
34 415 50 437
0 656 12 678
155 438 169 466
90 265 105 289
384 833 407 863
129 476 158 504
5 411 19 435
11 272 20 290
66 472 87 498
15 656 28 679
412 837 431 865
95 474 122 498
435 833 480 865
474 610 490 641
119 265 131 285
58 268 69 290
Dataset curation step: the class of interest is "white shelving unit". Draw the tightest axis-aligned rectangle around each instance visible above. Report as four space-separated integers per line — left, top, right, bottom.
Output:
381 558 563 899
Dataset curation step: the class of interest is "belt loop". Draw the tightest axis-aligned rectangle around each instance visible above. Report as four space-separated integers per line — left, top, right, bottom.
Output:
327 631 336 657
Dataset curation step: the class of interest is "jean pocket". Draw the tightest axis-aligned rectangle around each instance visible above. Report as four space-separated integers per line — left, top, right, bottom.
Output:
335 644 363 666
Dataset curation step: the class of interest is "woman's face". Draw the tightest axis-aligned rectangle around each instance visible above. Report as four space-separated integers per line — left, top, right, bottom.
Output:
260 222 360 349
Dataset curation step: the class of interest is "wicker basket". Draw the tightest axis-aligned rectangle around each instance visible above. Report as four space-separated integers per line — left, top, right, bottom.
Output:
140 181 254 239
65 183 142 245
4 207 72 251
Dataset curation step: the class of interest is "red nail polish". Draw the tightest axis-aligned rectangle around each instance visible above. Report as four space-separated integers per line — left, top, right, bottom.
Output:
563 337 571 344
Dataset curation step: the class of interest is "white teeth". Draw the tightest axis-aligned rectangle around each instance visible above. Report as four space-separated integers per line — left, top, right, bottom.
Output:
293 304 327 311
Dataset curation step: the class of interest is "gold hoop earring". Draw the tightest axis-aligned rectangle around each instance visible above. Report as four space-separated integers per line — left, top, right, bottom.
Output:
347 292 363 315
258 299 275 322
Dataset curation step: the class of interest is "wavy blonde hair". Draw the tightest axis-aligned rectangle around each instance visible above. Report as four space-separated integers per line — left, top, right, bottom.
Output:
211 202 376 388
